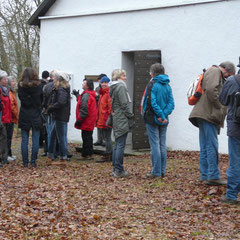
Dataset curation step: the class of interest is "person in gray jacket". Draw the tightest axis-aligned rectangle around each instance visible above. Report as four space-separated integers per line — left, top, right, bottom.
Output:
110 69 134 178
189 61 235 186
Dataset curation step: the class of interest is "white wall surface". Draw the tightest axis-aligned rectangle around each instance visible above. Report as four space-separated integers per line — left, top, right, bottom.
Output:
39 0 240 153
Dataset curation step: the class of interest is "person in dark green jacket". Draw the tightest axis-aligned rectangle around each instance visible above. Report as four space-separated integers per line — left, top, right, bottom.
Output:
110 69 134 178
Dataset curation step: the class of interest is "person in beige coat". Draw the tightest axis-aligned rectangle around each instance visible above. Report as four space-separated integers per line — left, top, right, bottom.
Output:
189 61 235 186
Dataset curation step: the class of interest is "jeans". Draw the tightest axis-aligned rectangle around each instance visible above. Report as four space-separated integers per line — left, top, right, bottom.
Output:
112 133 128 173
146 123 167 176
198 119 220 180
103 127 112 154
21 129 40 165
226 136 240 200
81 130 93 157
48 119 68 160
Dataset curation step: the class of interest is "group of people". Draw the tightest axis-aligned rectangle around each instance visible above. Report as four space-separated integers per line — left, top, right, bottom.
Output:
0 68 71 168
0 59 240 204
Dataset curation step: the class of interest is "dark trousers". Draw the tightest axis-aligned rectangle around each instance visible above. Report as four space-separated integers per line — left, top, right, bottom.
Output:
0 124 8 161
82 130 93 157
4 123 14 157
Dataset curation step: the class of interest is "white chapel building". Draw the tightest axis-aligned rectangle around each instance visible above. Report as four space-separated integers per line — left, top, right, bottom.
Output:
29 0 240 153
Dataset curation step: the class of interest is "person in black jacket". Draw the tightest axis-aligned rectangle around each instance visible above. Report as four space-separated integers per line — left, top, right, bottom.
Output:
219 73 240 205
18 68 43 168
46 70 71 165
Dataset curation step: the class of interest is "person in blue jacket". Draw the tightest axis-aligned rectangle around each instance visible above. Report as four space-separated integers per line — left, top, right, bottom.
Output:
142 63 174 178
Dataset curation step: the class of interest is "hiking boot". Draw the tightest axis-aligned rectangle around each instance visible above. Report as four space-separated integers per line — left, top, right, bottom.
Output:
145 173 162 179
96 154 111 163
30 162 37 168
2 159 9 164
221 195 239 205
46 157 52 166
77 156 94 161
52 159 67 166
112 170 129 178
93 141 102 146
205 179 227 186
96 157 106 163
23 163 28 168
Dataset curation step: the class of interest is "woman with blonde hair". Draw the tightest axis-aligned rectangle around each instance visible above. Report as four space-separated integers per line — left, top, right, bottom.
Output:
46 70 71 165
18 68 43 167
110 69 134 178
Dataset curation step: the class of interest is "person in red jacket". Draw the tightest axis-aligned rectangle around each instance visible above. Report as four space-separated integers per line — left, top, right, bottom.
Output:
95 76 113 163
0 70 9 165
73 79 97 160
0 70 12 165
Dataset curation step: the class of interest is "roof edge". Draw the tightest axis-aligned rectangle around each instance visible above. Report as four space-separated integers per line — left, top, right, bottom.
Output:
28 0 56 27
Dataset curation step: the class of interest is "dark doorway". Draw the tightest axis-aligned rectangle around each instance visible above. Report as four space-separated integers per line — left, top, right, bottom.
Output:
122 50 162 150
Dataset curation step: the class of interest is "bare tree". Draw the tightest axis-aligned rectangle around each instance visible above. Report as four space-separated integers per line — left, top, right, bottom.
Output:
0 0 41 78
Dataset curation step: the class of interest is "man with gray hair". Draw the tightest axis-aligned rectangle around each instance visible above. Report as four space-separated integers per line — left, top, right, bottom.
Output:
189 61 236 186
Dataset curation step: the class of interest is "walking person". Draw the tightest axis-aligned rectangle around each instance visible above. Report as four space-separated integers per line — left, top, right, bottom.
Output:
95 76 113 163
110 69 134 178
73 79 97 160
18 68 43 168
142 63 175 178
0 70 10 166
46 70 71 165
219 72 240 205
7 76 19 161
189 61 235 185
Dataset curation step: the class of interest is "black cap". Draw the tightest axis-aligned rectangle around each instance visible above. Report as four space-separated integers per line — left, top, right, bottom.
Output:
42 70 49 79
97 73 106 80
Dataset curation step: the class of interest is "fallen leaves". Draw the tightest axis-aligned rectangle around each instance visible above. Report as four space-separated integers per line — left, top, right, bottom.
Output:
0 140 239 239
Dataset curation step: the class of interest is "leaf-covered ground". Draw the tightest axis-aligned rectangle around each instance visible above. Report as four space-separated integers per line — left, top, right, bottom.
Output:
0 136 239 240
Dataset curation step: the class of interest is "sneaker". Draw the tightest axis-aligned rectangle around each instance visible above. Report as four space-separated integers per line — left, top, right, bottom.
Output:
112 170 129 178
221 195 239 205
7 156 14 161
205 179 227 186
11 155 17 160
93 141 102 146
41 152 47 157
145 173 162 179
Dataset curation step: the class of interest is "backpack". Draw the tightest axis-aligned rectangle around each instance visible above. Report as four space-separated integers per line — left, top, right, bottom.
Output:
187 69 206 105
233 75 240 123
143 80 156 125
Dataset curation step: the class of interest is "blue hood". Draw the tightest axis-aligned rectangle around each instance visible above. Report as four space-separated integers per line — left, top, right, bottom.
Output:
153 74 170 84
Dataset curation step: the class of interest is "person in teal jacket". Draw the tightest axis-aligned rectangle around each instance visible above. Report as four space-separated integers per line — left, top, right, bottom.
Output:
142 63 174 178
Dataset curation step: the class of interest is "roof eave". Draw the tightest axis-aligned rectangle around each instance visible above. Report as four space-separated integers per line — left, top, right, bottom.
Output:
28 0 56 27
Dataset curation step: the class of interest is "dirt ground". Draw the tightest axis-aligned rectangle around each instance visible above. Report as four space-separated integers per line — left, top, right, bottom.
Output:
0 135 239 239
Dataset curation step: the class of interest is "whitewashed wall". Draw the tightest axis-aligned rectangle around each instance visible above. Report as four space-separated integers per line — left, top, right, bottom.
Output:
39 0 240 153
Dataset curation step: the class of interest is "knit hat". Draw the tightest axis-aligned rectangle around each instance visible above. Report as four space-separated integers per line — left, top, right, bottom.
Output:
100 76 110 83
